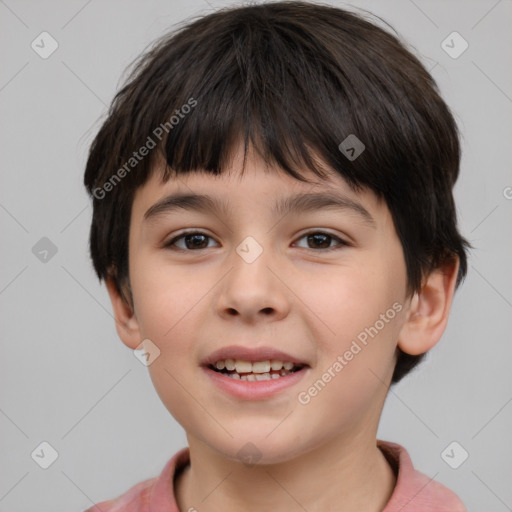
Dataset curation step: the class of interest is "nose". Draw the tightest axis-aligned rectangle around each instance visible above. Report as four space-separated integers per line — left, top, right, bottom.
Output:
215 243 291 324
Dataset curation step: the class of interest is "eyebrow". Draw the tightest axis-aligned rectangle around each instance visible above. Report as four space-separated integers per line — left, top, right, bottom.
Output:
143 191 376 227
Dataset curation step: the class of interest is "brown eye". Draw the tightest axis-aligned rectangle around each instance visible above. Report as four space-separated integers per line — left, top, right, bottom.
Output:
294 231 349 251
165 231 217 251
307 233 331 249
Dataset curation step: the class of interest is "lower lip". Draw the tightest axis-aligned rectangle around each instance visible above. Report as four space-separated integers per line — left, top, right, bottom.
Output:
202 366 309 400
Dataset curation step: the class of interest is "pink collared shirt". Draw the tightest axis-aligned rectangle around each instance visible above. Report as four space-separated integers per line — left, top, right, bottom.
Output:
85 440 466 511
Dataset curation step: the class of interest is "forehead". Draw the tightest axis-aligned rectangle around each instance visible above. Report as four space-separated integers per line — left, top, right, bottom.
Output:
130 146 385 226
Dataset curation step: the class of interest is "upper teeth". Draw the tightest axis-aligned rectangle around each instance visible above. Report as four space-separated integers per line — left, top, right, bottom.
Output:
214 359 295 373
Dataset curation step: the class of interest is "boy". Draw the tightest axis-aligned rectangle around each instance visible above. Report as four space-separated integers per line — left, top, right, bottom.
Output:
83 1 469 510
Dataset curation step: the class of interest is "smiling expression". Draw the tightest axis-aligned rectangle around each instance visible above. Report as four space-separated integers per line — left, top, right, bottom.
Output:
115 143 411 464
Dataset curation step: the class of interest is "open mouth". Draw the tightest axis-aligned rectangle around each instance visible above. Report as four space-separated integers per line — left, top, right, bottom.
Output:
208 359 307 381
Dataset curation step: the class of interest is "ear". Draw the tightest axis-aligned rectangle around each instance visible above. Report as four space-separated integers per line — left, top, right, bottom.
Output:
397 257 460 356
105 277 141 350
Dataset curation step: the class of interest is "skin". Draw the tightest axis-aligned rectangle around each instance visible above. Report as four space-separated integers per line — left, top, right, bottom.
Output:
106 142 459 512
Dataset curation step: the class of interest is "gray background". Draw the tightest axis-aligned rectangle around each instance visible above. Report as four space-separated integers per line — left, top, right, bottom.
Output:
1 0 511 510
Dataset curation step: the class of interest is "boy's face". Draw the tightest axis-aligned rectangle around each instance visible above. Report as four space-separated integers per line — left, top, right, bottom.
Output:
116 143 412 463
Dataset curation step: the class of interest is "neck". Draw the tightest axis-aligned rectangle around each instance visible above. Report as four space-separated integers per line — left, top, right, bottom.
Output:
175 429 396 512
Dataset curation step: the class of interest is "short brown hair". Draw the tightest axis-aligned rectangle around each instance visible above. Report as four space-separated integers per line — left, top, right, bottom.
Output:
83 1 469 383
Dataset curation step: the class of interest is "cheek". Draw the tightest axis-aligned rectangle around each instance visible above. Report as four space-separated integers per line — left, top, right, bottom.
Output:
130 260 208 427
130 251 205 340
307 261 403 348
301 256 405 402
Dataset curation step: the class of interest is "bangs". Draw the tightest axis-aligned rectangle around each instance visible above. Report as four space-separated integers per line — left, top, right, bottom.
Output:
117 6 412 193
156 21 352 186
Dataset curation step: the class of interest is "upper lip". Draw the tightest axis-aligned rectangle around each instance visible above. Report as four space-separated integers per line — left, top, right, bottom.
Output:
201 345 309 367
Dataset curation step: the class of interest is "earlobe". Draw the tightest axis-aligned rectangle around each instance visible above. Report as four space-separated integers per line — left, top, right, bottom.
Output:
105 277 141 350
397 257 460 356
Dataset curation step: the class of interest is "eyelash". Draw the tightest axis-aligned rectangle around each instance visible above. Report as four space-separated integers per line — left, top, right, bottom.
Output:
163 230 350 253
